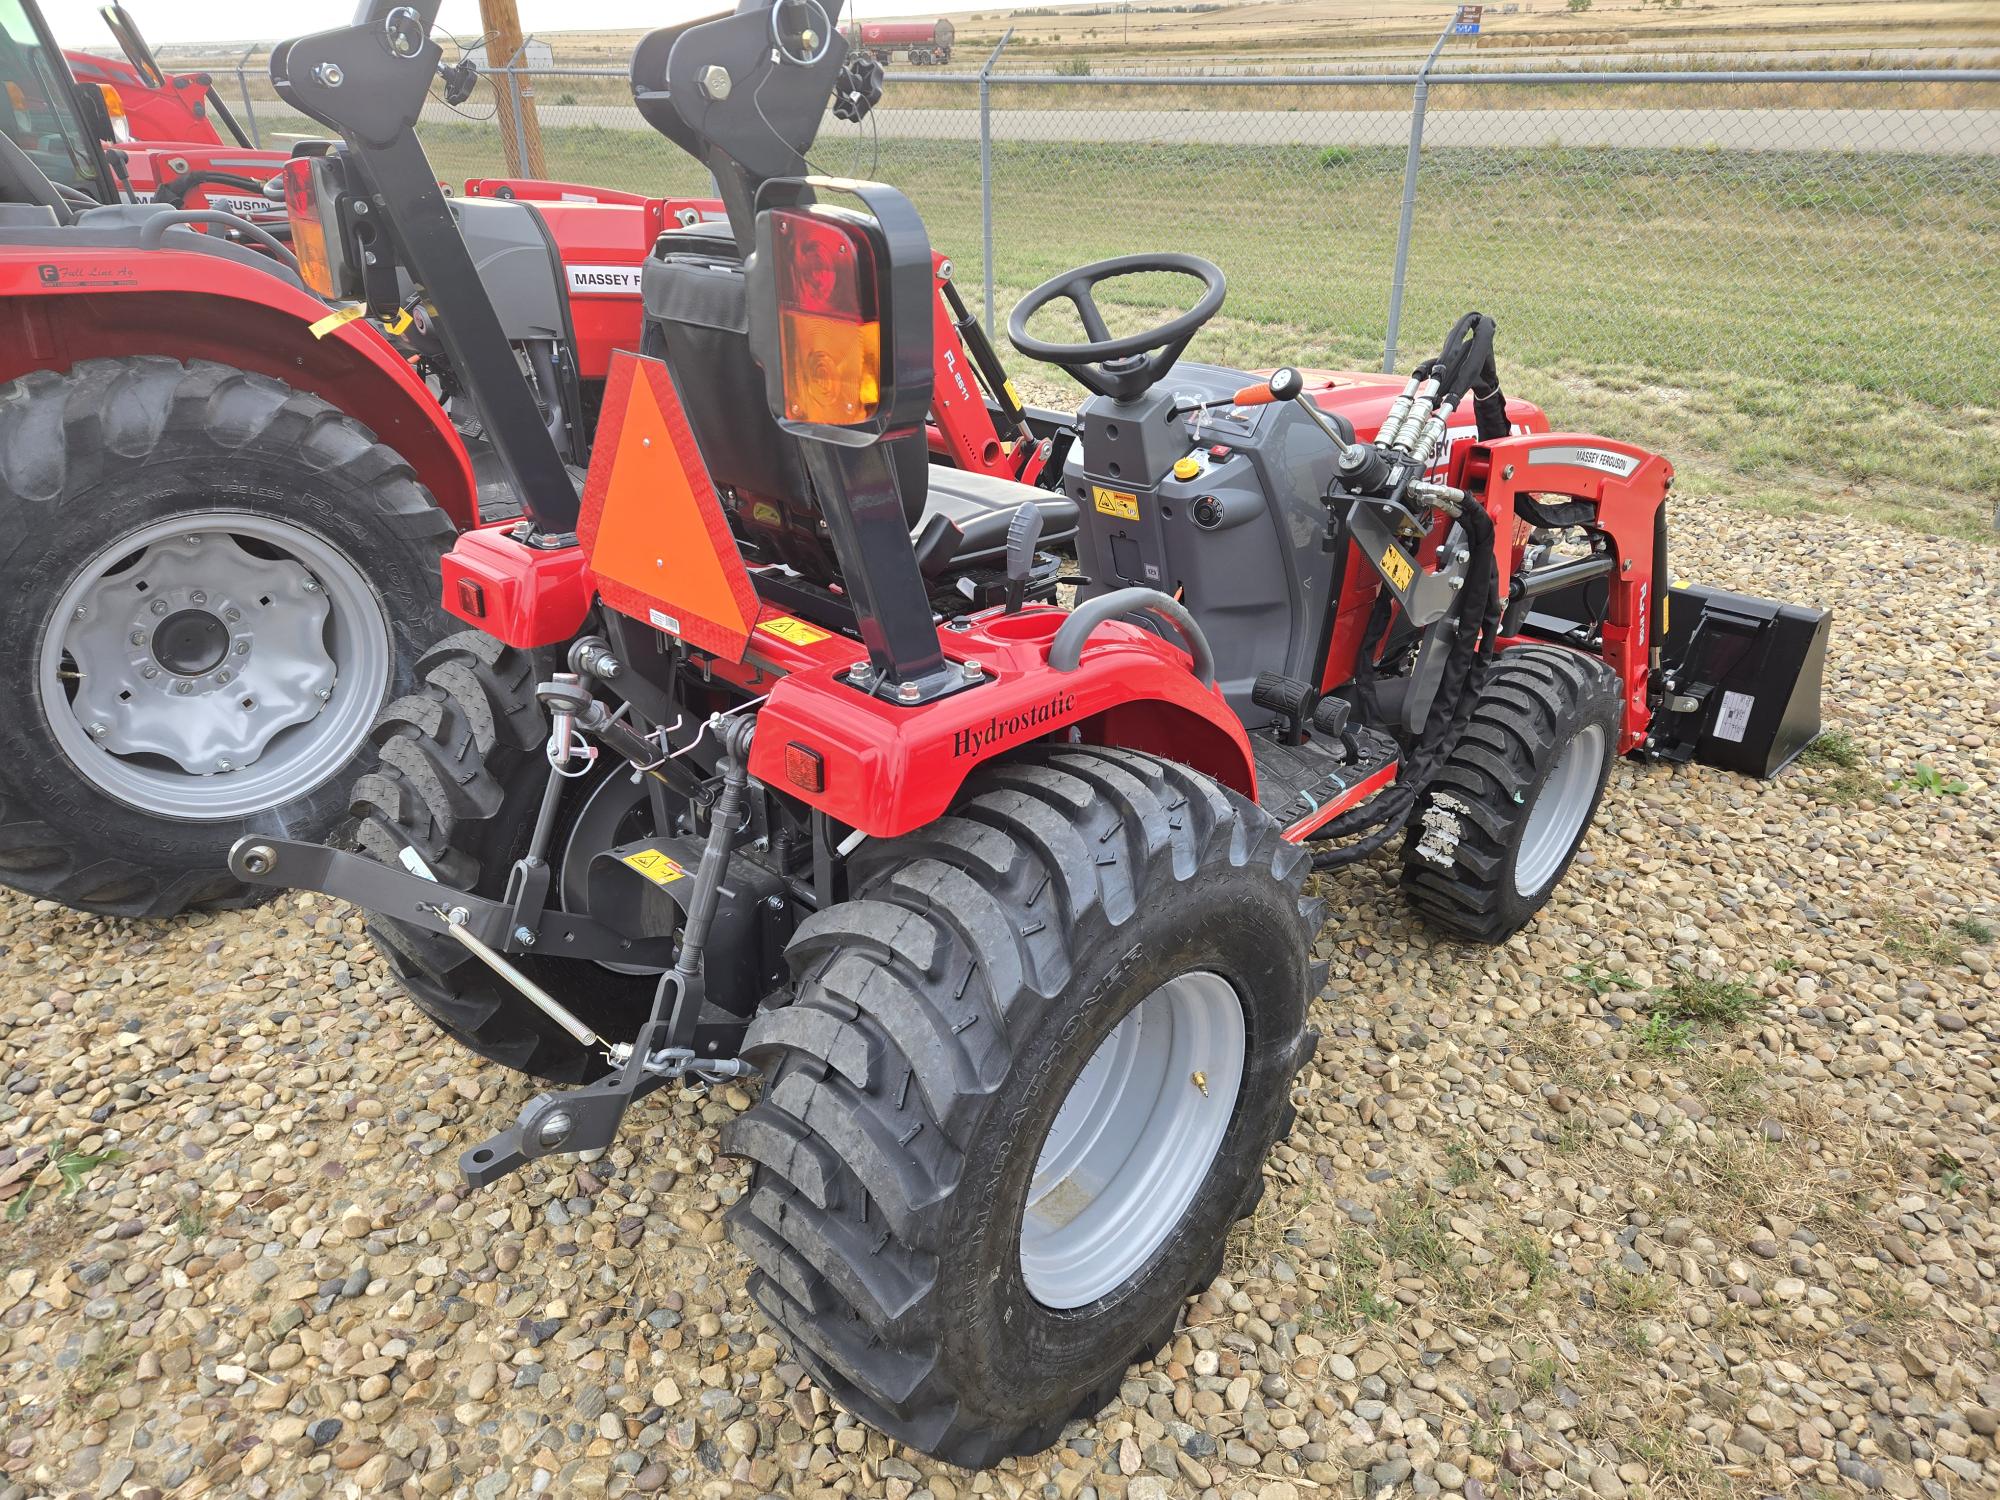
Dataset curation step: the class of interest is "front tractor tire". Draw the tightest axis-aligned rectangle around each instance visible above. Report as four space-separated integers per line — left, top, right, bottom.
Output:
722 747 1320 1467
1399 645 1622 943
0 357 455 918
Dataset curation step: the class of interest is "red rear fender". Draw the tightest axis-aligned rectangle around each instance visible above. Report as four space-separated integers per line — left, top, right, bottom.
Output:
0 250 479 526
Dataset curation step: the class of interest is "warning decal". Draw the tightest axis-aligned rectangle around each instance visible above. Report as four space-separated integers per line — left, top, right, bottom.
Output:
1379 543 1415 592
758 615 831 647
1092 486 1139 521
620 849 687 886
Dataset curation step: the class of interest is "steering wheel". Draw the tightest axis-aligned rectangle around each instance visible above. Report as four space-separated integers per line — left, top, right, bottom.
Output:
1007 252 1225 402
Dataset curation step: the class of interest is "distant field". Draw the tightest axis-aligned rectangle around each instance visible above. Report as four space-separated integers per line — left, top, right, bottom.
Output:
413 120 1999 542
526 0 2000 72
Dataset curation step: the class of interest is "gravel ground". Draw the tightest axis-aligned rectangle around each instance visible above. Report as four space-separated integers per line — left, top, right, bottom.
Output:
1 493 1996 1500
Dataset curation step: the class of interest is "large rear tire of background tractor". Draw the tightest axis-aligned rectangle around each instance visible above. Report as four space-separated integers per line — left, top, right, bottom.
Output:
1399 645 1622 943
722 747 1320 1467
348 631 656 1082
0 357 455 918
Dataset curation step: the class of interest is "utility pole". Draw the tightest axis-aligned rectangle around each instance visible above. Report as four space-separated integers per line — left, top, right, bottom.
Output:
479 0 547 178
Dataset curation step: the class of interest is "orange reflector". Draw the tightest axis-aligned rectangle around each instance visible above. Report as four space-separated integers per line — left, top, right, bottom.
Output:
784 742 825 793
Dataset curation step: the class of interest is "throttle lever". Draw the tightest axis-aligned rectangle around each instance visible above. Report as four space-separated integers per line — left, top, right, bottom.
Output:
1003 503 1045 614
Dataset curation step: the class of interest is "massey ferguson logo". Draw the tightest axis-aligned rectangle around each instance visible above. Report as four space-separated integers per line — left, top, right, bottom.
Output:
953 692 1077 756
566 264 642 294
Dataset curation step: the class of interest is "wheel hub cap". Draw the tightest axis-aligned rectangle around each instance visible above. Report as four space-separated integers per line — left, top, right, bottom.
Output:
1019 970 1246 1309
152 608 231 677
64 531 335 776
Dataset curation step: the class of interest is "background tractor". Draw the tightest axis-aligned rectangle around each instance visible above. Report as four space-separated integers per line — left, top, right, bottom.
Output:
0 0 1054 917
223 0 1829 1467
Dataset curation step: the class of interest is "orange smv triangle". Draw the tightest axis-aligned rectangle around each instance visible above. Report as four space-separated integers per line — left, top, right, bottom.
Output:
579 352 761 663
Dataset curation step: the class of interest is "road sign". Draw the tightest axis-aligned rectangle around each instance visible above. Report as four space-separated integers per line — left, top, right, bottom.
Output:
1453 4 1483 34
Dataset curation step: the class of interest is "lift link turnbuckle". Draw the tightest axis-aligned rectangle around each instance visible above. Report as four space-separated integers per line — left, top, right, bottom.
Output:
458 716 760 1191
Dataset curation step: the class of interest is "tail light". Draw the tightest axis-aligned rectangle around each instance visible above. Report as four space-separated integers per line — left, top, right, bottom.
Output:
771 208 880 427
95 86 131 143
281 155 347 300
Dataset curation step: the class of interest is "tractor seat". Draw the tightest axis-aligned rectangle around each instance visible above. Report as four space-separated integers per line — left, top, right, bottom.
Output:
922 466 1077 568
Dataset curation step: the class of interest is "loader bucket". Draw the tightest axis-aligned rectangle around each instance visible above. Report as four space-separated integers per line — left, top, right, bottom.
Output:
1652 583 1830 778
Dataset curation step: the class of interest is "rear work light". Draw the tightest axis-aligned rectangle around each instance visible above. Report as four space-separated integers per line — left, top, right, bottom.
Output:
771 208 881 427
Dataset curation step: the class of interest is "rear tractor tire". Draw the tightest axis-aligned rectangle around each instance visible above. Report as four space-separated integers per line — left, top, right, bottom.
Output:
722 746 1321 1467
1399 644 1621 943
0 357 455 917
348 631 660 1082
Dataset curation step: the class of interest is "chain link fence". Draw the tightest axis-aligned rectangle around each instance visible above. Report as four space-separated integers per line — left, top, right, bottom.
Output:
170 48 1999 417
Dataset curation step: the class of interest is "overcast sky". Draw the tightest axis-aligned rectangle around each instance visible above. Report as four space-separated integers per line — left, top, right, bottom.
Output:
43 0 926 48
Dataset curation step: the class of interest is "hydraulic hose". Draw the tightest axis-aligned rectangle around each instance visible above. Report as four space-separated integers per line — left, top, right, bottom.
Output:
1309 497 1502 870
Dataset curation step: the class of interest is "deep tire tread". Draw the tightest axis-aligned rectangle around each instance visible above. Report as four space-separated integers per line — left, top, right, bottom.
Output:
0 356 454 917
1399 645 1621 943
722 745 1315 1467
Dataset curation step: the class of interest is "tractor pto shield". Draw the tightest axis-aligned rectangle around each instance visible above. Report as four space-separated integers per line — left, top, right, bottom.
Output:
1653 583 1831 777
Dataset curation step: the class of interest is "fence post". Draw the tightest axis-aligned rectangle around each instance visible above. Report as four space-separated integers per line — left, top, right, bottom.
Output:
1383 15 1458 373
979 29 1014 339
235 44 261 148
503 52 530 178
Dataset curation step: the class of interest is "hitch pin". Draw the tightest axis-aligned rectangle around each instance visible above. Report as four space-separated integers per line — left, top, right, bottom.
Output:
424 904 608 1052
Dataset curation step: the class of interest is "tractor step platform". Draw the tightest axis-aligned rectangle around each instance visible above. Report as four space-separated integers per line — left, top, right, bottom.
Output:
1252 723 1401 843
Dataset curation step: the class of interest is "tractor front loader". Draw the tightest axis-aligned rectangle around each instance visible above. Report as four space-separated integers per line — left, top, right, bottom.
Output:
219 0 1828 1466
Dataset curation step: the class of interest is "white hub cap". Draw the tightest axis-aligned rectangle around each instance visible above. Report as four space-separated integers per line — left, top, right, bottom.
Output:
1020 970 1246 1309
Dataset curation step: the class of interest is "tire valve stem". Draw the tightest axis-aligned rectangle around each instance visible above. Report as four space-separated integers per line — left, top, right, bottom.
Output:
1192 1070 1209 1097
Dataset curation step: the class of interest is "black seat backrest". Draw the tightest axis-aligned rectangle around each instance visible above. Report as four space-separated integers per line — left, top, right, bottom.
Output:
640 222 927 528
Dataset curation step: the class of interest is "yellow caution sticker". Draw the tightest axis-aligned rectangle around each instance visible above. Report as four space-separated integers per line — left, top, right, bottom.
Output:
1092 485 1139 521
1379 543 1414 592
620 849 687 886
750 500 783 528
1002 379 1021 409
307 304 366 340
757 614 831 647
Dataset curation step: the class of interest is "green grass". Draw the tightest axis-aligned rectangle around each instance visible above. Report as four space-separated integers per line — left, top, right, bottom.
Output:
397 117 2000 542
1657 975 1765 1026
1881 910 1984 969
1635 1010 1696 1057
6 1142 129 1224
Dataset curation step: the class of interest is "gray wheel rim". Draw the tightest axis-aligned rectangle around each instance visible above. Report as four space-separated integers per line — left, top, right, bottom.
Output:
40 510 391 821
1513 721 1608 897
1019 970 1245 1310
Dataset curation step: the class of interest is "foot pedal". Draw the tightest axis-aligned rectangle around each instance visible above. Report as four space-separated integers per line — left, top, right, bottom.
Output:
1253 671 1319 746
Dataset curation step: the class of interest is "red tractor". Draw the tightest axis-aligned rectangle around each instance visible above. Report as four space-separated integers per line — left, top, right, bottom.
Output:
227 0 1828 1467
0 0 1055 917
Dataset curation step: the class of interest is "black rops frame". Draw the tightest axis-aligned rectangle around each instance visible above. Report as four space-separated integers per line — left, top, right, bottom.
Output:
746 179 950 697
631 0 962 703
269 0 580 534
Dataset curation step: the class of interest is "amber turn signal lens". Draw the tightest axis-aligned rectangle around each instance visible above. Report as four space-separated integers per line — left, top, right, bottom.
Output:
280 158 340 299
772 208 882 427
